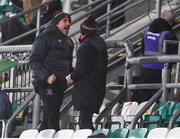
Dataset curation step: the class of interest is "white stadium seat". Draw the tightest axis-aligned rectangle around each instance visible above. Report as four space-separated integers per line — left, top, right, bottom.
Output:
54 129 74 138
19 129 39 138
37 129 56 138
72 129 93 138
147 127 169 138
167 127 180 138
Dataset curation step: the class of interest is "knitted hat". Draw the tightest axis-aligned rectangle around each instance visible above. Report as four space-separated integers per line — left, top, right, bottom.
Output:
80 15 97 36
50 12 71 25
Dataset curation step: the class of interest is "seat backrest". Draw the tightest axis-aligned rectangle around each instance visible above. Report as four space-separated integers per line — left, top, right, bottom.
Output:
72 129 93 138
152 102 168 120
167 127 180 138
134 101 148 115
143 115 162 130
147 127 168 138
110 128 129 138
111 103 122 115
172 102 180 115
37 129 56 138
54 129 74 138
143 102 156 117
110 115 124 130
167 101 176 116
121 101 139 120
128 128 148 138
19 129 39 138
93 129 111 137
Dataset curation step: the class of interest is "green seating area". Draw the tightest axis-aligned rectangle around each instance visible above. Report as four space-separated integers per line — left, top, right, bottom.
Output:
92 128 148 138
89 100 180 138
0 0 18 20
109 128 129 138
142 101 180 130
12 103 29 126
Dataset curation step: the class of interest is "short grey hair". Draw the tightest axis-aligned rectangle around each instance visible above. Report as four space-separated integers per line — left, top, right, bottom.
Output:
162 10 175 25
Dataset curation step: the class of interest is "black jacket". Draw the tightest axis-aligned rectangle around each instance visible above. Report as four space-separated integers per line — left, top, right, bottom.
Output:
0 89 12 119
71 35 108 113
29 26 74 86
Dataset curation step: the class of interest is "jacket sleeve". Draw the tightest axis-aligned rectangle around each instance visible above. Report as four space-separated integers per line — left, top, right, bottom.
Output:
70 44 97 82
29 36 50 81
68 39 74 72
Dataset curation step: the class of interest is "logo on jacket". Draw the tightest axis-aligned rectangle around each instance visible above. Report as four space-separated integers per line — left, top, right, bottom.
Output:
58 40 62 43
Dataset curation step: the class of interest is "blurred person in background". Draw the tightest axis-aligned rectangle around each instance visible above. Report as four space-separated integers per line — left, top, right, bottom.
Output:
139 9 178 102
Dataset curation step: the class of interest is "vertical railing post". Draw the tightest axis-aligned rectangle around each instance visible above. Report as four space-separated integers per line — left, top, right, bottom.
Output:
125 41 133 101
174 42 180 100
126 65 133 101
32 7 41 129
161 64 170 102
36 8 41 37
105 0 111 37
155 0 162 18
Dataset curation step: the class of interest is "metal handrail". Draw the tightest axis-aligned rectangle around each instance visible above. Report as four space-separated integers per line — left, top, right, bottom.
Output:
129 88 163 129
0 0 112 45
0 0 179 135
3 87 34 92
168 109 180 129
125 39 180 129
95 87 126 124
127 55 180 65
0 120 5 138
0 3 44 26
69 0 146 37
4 91 36 138
0 0 150 45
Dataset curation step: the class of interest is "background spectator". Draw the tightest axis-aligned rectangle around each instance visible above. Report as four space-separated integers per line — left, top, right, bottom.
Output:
139 9 177 102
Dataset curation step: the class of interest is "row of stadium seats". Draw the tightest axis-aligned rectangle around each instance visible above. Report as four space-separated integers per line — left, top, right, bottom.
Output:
19 127 180 138
106 101 180 130
143 101 180 130
70 101 180 131
94 127 180 138
20 129 92 138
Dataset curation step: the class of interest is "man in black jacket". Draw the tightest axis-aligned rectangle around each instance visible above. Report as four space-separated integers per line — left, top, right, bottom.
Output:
66 16 108 131
29 12 74 131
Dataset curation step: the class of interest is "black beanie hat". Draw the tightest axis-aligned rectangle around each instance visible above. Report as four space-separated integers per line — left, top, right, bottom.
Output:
80 15 97 36
50 12 71 25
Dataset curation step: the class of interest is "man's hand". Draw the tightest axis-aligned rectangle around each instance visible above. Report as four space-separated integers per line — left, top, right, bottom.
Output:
66 74 73 85
47 74 56 84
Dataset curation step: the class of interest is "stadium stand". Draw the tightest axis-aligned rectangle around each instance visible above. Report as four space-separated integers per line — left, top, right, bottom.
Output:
0 0 180 138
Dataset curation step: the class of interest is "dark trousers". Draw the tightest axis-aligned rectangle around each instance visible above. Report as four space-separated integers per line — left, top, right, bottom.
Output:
79 110 95 131
34 82 65 131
